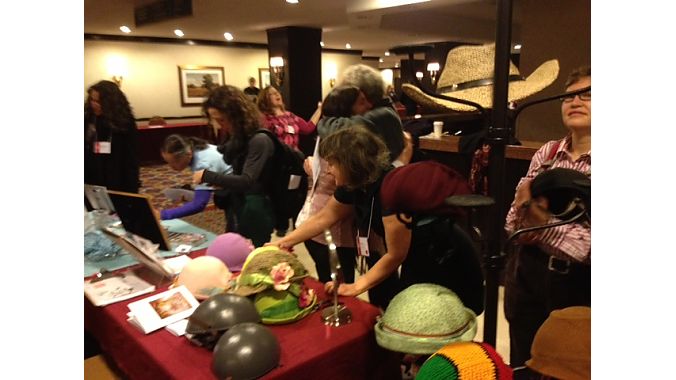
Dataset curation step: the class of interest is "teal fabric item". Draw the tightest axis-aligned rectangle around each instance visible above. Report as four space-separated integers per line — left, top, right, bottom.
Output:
84 219 216 277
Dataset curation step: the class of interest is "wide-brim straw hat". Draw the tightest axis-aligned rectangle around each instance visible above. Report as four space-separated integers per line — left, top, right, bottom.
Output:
402 43 559 112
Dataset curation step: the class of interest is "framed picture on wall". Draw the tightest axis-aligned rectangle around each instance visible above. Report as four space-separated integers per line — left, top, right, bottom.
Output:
178 65 225 106
259 68 271 89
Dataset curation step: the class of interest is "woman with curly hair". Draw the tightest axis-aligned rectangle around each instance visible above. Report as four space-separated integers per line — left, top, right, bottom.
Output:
193 85 276 246
84 80 140 193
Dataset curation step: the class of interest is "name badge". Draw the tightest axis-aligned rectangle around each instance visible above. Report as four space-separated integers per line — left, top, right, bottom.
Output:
356 236 370 257
94 141 111 154
286 125 296 134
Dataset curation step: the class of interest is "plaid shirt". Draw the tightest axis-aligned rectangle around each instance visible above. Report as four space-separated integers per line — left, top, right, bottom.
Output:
505 135 591 263
262 112 315 150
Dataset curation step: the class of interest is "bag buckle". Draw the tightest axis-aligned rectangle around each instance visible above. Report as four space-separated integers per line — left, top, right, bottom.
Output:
547 256 570 274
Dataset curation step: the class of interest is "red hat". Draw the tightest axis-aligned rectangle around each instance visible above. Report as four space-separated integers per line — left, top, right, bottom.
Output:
380 161 471 216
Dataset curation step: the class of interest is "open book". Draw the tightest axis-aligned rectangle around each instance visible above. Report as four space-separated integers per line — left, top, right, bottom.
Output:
84 272 155 307
126 285 199 334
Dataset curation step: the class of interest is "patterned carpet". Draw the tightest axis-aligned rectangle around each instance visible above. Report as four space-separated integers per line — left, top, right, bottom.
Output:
139 164 226 235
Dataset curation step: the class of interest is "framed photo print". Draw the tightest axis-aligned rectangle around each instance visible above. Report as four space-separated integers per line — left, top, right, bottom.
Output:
178 65 225 106
259 68 271 89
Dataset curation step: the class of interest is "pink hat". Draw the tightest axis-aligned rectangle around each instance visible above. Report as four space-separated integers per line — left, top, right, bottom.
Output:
206 233 254 272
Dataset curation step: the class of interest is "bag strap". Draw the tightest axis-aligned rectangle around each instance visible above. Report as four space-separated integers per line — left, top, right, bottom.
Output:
539 139 562 172
546 140 561 161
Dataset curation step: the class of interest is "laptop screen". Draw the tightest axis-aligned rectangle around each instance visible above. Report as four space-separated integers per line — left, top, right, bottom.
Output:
107 190 171 251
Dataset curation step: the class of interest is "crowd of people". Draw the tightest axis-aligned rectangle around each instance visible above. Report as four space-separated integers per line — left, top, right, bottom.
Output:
85 45 591 376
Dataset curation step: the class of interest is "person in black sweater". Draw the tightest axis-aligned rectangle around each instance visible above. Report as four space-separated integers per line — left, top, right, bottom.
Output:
193 85 275 247
84 80 140 193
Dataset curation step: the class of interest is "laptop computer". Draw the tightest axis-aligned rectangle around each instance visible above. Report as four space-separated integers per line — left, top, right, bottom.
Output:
107 190 173 251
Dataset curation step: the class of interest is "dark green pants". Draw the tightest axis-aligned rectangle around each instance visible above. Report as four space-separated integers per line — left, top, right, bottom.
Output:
226 193 274 247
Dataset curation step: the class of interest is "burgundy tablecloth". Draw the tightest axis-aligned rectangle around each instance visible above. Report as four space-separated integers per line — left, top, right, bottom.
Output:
85 275 401 380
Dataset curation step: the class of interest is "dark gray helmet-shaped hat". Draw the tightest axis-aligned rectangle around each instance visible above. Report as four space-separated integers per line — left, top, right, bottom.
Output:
212 322 280 379
185 293 260 349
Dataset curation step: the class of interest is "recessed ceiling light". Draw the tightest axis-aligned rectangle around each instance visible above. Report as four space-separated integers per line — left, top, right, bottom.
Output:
286 0 299 3
320 41 325 47
174 29 184 37
379 58 384 63
224 32 234 41
385 51 390 56
119 26 131 34
345 43 351 49
514 44 522 50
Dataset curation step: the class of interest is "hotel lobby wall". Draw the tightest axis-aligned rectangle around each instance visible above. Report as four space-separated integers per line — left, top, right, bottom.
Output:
320 52 362 100
84 40 268 119
85 40 366 119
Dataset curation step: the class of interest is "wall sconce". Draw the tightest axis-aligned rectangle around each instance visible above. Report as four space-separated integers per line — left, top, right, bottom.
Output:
112 75 123 87
270 56 285 86
415 71 424 80
107 55 128 88
427 62 440 86
326 62 338 89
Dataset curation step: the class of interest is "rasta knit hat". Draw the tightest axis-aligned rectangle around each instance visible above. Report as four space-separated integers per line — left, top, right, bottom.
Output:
416 342 512 380
375 283 477 354
380 161 472 217
526 306 591 380
402 43 559 112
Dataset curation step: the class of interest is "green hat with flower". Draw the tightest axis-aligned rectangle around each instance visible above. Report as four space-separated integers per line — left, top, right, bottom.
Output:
232 246 317 324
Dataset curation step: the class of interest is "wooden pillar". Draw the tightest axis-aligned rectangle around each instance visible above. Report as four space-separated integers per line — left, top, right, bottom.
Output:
266 26 322 155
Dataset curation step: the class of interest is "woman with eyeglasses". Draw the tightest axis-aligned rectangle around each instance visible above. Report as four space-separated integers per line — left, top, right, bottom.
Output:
503 66 592 367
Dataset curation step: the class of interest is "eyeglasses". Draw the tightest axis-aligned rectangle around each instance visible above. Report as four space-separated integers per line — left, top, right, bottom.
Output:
560 91 591 103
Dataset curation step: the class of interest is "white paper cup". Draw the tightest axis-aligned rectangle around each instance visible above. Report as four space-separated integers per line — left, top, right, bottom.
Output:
433 121 443 138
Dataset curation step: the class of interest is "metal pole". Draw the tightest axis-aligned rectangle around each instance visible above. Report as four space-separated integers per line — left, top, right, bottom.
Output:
483 0 513 347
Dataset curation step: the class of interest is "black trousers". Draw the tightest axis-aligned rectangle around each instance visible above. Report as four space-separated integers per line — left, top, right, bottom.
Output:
504 245 591 367
304 239 356 283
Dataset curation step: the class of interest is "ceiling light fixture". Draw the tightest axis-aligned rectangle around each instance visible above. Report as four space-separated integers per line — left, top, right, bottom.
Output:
224 32 234 41
379 58 384 63
345 43 351 49
119 26 131 34
174 29 184 37
385 51 390 56
286 0 299 3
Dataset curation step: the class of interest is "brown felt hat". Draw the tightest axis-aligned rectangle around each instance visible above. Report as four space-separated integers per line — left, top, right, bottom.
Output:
402 43 559 112
526 306 591 380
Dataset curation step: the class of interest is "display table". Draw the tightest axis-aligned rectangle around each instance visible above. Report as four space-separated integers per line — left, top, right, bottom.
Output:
84 264 401 379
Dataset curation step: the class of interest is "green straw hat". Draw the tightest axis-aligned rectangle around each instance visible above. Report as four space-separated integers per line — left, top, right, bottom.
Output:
375 283 477 354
